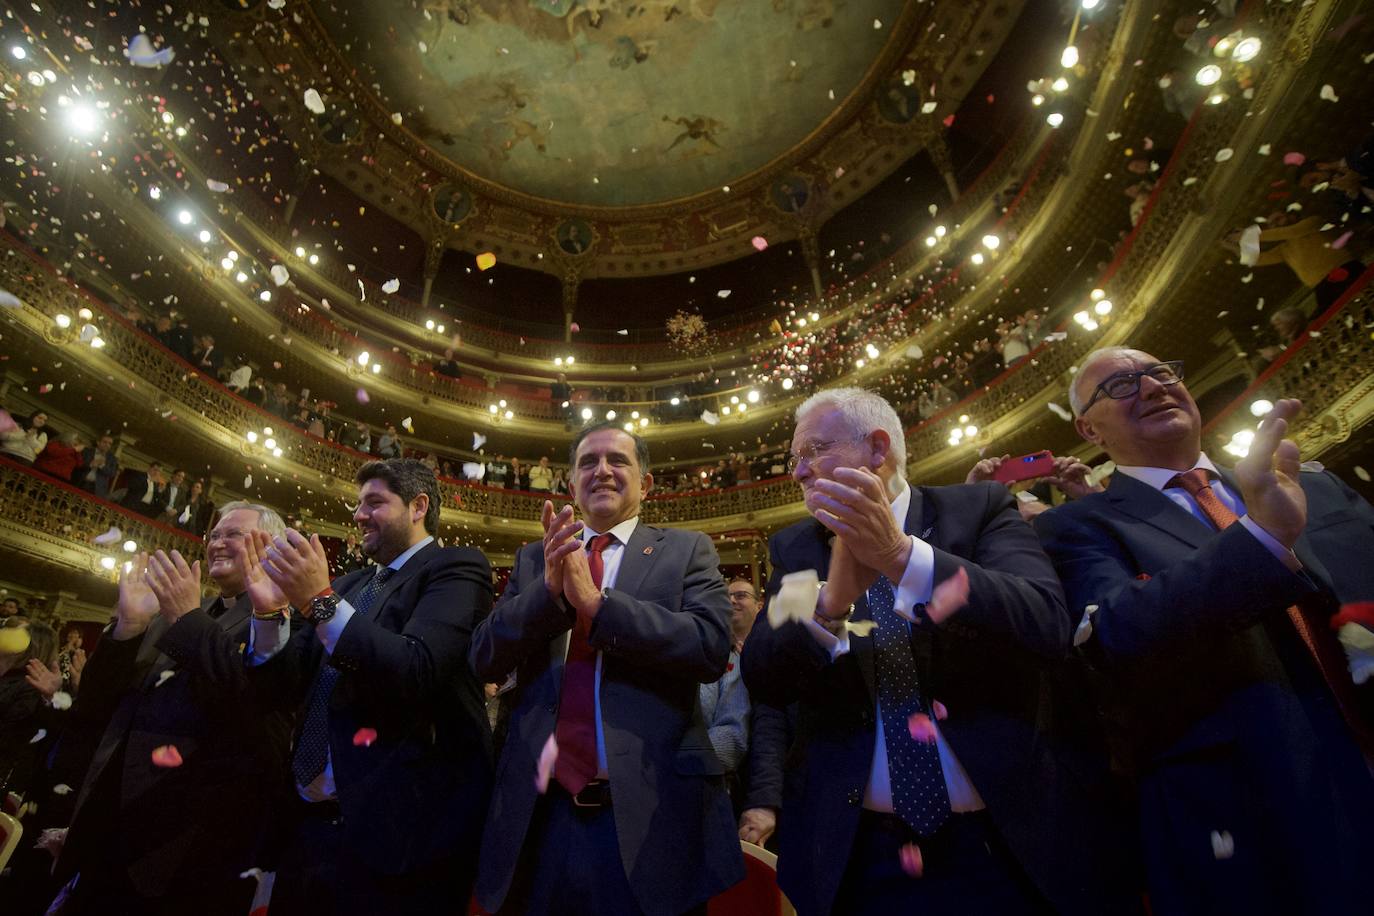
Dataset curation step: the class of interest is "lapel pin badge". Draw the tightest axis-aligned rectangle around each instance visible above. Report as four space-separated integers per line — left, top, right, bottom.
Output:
643 546 654 555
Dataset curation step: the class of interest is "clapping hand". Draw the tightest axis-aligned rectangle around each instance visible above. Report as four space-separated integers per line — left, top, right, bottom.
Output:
259 529 332 611
1234 398 1307 548
244 530 291 615
115 552 161 640
541 501 584 600
24 659 62 700
808 467 912 583
145 550 203 623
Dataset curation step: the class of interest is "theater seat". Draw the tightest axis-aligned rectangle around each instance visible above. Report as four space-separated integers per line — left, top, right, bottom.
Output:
3 791 22 816
707 841 795 916
0 811 22 872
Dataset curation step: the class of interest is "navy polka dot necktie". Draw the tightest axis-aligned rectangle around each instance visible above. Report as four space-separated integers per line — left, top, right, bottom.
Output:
870 574 951 836
291 565 394 788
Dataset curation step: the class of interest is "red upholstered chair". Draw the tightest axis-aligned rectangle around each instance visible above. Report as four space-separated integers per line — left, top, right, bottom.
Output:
707 841 796 916
0 811 22 872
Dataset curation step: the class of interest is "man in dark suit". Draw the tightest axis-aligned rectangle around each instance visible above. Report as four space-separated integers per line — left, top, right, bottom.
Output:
52 501 295 915
251 458 493 915
77 433 118 499
1035 347 1374 916
159 467 190 523
470 422 743 916
120 461 167 518
742 387 1137 916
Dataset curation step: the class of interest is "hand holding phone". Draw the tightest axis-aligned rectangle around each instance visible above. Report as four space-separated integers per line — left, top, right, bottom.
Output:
992 450 1055 484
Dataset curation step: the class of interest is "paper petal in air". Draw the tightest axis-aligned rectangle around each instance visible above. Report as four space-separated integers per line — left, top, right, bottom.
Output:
769 569 820 629
476 252 497 271
206 179 230 193
932 700 948 721
30 728 47 744
51 691 72 710
751 236 768 252
1210 830 1235 860
926 566 970 622
269 265 290 287
304 88 326 114
51 783 73 796
126 34 174 68
1073 604 1098 647
700 410 720 426
536 733 559 794
473 432 487 450
845 619 878 637
402 417 414 433
151 745 183 767
1238 225 1262 267
352 727 378 747
93 526 122 545
1283 151 1305 166
382 279 400 294
907 713 937 744
156 669 176 687
899 842 925 878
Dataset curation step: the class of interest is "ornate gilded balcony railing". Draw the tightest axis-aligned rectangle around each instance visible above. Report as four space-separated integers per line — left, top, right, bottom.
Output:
902 0 1315 471
1203 268 1374 458
0 457 203 578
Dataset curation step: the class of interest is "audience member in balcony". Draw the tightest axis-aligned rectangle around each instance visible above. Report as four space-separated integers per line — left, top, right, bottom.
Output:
376 423 403 460
470 422 741 915
1 596 22 619
243 376 269 408
1256 306 1308 365
34 430 85 483
711 459 737 489
551 466 569 495
191 334 222 376
433 349 461 379
50 502 295 916
248 459 494 915
486 454 510 489
550 372 573 417
120 461 168 518
1035 347 1374 916
343 420 371 453
78 433 119 499
742 387 1134 916
1226 212 1367 311
226 359 253 393
513 456 532 491
159 468 190 523
334 532 368 575
175 479 215 536
419 452 439 473
1 410 48 466
266 382 294 419
528 455 554 492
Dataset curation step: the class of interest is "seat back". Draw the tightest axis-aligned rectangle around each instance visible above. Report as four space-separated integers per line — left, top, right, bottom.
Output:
0 811 22 872
707 841 796 916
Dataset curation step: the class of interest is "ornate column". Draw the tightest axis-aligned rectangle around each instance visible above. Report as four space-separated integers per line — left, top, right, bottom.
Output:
797 224 823 298
281 156 315 228
561 270 581 343
421 232 448 308
927 134 960 203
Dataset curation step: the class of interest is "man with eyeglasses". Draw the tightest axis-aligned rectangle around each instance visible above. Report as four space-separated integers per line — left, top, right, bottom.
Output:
52 501 295 915
742 387 1135 915
1035 346 1374 915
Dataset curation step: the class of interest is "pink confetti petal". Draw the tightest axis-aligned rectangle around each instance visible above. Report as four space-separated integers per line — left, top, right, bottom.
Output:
751 236 768 252
1332 230 1354 250
536 733 559 794
926 566 970 624
151 744 183 768
908 713 938 743
569 322 580 333
1283 152 1306 166
352 727 378 747
899 842 925 878
932 700 948 721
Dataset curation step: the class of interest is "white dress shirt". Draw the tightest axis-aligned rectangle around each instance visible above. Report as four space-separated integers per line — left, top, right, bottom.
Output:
1114 453 1300 571
248 535 434 802
567 516 640 779
802 481 985 813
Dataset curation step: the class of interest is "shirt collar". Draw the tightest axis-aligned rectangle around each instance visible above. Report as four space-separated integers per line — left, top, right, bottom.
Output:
582 516 640 546
889 478 912 524
388 535 434 571
1114 452 1219 492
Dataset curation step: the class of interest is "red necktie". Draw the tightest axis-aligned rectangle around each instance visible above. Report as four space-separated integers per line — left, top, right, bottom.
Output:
553 533 615 794
1169 469 1371 754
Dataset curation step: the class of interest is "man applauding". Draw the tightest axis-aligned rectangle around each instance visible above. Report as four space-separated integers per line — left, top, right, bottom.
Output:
470 423 742 916
249 459 493 915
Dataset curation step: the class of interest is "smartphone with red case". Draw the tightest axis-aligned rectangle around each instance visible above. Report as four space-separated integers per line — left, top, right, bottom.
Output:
993 450 1055 484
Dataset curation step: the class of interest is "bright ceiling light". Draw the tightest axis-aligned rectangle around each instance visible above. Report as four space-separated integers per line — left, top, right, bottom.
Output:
198 229 212 243
100 556 116 570
982 234 1000 250
371 363 381 374
78 307 93 320
1031 93 1045 106
504 410 513 419
309 254 319 265
606 410 617 420
425 319 435 330
177 210 193 225
782 378 794 391
90 336 106 349
149 186 162 200
259 291 272 302
357 351 370 366
235 271 248 283
865 343 880 359
273 448 283 458
1051 77 1069 92
639 417 648 427
1082 319 1099 331
246 431 258 443
1081 0 1101 9
1074 311 1091 325
122 539 137 553
747 390 760 403
55 313 71 329
221 257 234 270
1250 399 1274 417
1061 45 1079 68
1094 299 1113 315
1090 288 1105 300
810 312 819 321
730 395 739 404
971 252 985 265
11 46 27 60
964 425 978 437
581 407 593 420
1195 64 1222 87
925 236 938 247
295 246 306 257
1232 37 1261 62
67 103 101 136
264 438 276 450
1046 112 1064 128
669 396 681 406
934 225 947 238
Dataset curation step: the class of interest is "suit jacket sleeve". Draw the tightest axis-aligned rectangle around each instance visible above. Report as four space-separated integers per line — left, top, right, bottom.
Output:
742 700 791 811
588 531 732 683
1034 501 1315 665
64 626 146 730
155 606 301 708
469 543 576 683
927 482 1070 659
330 547 493 706
739 534 837 709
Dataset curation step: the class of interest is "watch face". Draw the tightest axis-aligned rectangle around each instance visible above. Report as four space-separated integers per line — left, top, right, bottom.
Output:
311 594 340 621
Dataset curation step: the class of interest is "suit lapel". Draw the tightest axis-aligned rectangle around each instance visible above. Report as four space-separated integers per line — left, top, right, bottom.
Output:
215 592 253 635
350 541 436 622
1105 472 1215 550
611 523 666 600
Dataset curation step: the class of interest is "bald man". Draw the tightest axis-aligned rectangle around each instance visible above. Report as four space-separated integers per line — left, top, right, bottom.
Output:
1035 347 1374 916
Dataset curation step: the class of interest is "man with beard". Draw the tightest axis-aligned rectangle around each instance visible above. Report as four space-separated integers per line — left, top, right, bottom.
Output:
249 458 494 915
52 501 295 915
470 423 742 916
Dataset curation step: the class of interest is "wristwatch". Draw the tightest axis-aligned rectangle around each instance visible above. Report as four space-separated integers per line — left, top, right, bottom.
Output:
308 587 341 624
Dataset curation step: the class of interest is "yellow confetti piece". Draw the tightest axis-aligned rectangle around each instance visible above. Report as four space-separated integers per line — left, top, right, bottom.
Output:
476 252 496 271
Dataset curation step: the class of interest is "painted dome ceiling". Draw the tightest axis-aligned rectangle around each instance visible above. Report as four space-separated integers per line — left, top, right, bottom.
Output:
313 0 908 207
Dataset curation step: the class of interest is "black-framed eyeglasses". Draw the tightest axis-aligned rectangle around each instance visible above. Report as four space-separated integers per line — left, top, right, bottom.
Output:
786 435 868 473
1080 361 1185 414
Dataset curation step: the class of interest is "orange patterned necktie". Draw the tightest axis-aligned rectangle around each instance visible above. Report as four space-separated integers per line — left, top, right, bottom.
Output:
1169 469 1372 755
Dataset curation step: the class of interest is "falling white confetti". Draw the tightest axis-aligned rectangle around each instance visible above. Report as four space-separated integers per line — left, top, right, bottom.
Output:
1355 466 1370 482
1215 148 1234 163
244 475 253 488
1047 402 1073 421
303 88 325 115
717 289 732 298
269 265 290 286
1238 225 1262 266
382 279 400 294
1319 84 1339 102
92 526 122 545
0 289 22 309
701 410 720 426
1257 143 1271 156
472 432 487 450
206 179 230 193
401 417 414 433
126 34 174 68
